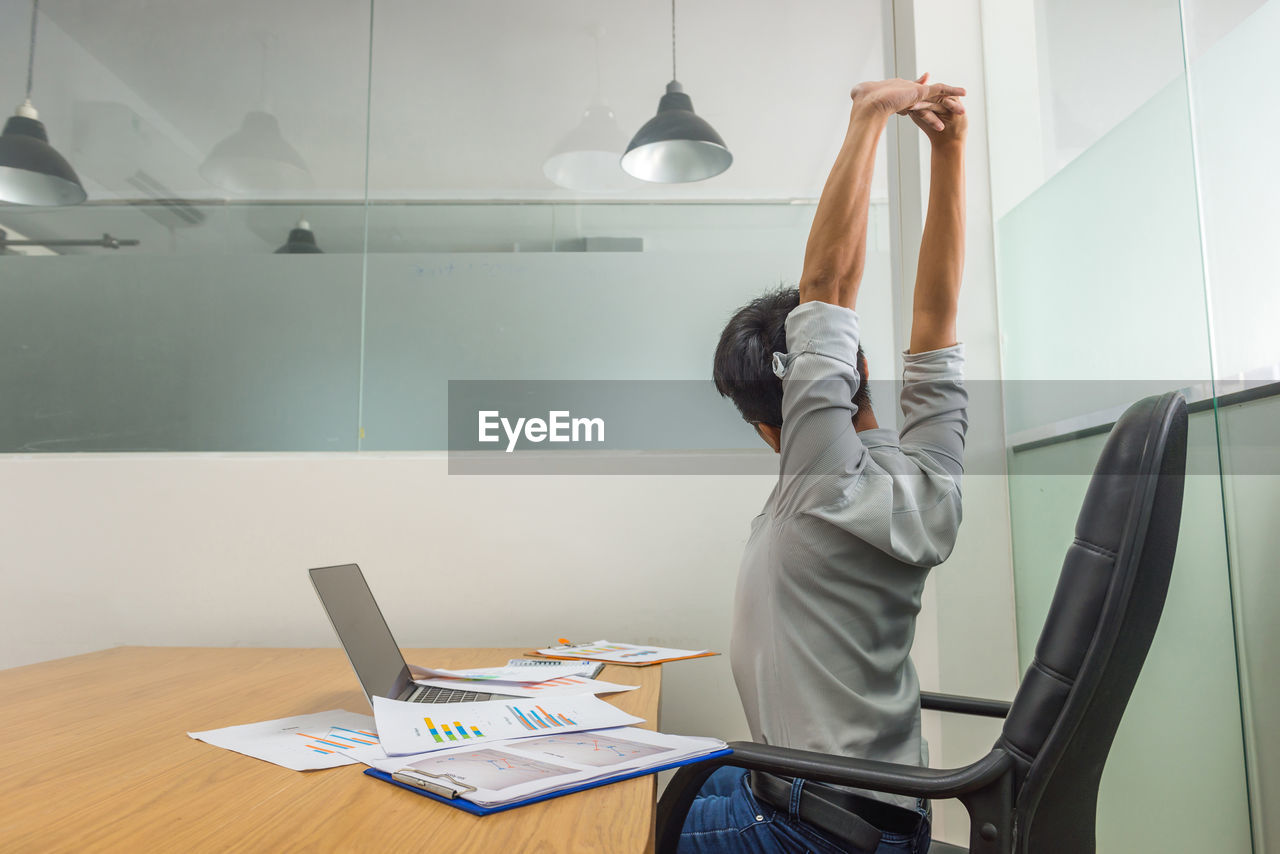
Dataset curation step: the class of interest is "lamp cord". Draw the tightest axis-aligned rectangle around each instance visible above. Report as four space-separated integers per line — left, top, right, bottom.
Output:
26 0 39 99
671 0 677 81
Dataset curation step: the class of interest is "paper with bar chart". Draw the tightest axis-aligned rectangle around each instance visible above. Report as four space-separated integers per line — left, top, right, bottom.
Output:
534 640 713 665
372 694 643 756
411 675 639 698
188 710 386 771
368 727 729 807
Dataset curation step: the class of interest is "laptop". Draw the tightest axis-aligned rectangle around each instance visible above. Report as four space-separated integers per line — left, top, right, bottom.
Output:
309 563 521 707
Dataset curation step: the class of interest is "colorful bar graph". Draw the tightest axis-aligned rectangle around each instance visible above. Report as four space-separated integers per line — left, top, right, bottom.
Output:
507 704 579 731
425 716 485 743
525 676 586 691
509 705 538 730
300 735 356 749
298 726 381 754
536 706 569 727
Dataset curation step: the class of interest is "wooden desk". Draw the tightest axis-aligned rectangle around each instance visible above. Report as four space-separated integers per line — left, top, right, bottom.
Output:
0 647 662 853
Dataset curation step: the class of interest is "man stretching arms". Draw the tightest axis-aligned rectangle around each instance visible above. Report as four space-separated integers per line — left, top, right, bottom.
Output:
683 76 969 854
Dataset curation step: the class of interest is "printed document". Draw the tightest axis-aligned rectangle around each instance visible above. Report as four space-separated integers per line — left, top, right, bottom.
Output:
188 710 385 771
368 726 727 807
373 694 642 756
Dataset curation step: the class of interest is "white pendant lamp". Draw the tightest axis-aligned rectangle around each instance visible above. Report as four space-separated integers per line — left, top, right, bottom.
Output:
200 37 312 194
543 27 633 192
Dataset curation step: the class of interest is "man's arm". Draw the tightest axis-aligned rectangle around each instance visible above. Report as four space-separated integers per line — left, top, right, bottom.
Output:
799 76 965 310
908 105 968 353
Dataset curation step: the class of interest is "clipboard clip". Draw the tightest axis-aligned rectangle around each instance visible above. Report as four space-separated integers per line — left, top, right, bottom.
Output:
390 769 478 800
547 637 577 650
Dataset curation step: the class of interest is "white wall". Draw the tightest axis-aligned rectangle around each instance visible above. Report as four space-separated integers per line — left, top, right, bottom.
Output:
0 453 775 743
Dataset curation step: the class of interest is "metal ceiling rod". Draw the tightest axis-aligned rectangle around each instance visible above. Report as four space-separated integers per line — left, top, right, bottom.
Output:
0 229 139 249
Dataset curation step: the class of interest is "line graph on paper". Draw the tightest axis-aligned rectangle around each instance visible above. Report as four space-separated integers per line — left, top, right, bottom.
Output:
511 732 668 767
402 749 575 791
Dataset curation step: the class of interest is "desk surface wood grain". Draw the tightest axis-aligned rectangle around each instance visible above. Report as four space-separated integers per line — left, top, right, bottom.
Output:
0 646 661 854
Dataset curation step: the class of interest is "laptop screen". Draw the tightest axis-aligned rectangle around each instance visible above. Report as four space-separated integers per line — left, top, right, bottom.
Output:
309 564 412 706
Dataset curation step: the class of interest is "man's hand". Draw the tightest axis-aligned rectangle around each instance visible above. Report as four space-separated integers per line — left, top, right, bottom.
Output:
850 73 965 131
909 94 968 147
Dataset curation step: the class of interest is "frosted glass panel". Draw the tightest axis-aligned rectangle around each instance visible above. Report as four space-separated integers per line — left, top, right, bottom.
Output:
995 72 1209 433
359 204 896 450
1008 415 1252 853
0 256 363 452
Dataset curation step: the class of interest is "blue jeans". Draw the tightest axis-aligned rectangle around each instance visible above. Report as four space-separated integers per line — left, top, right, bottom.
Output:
677 767 931 854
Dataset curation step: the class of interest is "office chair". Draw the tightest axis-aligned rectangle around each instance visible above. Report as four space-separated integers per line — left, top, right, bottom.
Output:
656 391 1189 854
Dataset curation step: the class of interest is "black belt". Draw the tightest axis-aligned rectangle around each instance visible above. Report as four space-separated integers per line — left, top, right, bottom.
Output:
750 771 922 851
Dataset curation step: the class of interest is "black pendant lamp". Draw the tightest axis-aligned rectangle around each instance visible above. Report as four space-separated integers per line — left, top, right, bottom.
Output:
621 0 731 184
275 217 322 253
0 0 87 206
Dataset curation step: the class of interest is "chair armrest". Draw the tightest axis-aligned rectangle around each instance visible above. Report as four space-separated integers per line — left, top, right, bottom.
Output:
655 743 1015 854
715 741 1013 799
921 691 1012 719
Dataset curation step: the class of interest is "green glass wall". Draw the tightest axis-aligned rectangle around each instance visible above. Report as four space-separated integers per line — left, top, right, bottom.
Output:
986 0 1274 850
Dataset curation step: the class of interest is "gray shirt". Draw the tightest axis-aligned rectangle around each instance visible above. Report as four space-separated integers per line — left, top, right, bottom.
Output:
729 300 968 809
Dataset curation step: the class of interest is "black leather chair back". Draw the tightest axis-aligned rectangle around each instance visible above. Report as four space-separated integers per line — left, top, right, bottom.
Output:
996 391 1188 852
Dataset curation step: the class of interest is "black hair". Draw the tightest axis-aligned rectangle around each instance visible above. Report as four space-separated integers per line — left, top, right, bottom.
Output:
712 285 869 427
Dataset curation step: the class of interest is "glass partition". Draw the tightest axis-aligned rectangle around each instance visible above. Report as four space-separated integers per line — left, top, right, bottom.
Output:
0 0 893 454
1182 2 1280 850
983 0 1257 850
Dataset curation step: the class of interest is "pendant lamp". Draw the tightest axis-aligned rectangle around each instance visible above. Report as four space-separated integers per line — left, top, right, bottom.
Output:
275 217 322 253
0 0 87 206
201 111 312 193
543 27 633 192
621 0 731 183
201 37 312 194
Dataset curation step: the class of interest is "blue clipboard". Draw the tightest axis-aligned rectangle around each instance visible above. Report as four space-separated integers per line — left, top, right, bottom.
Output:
364 747 734 816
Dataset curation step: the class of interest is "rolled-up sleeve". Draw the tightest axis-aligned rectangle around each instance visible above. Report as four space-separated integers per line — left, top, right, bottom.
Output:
773 302 870 514
898 345 968 478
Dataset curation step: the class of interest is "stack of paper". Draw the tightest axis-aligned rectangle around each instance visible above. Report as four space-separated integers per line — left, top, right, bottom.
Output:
367 727 728 808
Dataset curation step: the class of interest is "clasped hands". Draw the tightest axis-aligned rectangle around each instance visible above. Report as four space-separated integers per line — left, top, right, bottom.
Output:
851 73 967 144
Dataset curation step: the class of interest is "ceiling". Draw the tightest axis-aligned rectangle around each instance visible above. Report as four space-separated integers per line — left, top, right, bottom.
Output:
0 0 891 204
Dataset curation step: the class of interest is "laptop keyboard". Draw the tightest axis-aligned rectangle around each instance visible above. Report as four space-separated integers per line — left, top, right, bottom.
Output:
406 684 493 704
